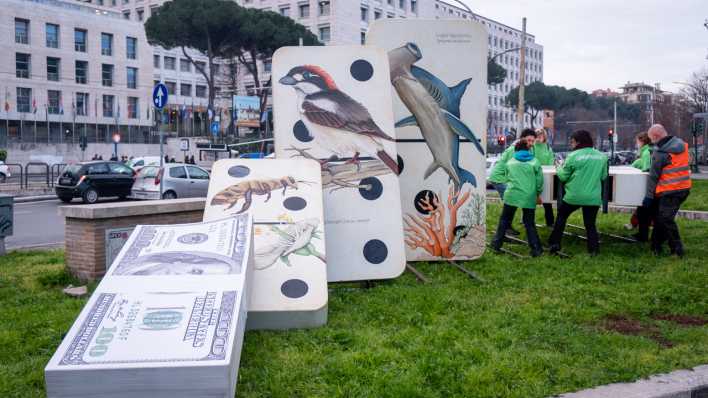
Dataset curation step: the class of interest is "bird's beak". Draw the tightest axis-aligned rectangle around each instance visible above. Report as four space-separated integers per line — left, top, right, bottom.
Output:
279 76 297 86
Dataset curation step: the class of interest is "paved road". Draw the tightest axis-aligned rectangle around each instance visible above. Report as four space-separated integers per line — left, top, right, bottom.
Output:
7 199 65 250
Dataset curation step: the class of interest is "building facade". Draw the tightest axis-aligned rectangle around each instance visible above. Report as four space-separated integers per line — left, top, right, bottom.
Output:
1 0 153 145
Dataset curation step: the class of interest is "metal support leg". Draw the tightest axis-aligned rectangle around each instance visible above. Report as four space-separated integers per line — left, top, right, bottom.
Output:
447 260 485 282
406 263 430 284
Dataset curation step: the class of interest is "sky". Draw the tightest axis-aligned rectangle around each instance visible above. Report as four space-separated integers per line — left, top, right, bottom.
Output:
460 0 707 93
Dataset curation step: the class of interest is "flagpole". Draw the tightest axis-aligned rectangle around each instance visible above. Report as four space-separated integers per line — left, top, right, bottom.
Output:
72 92 76 145
95 96 98 144
45 104 49 144
33 97 37 144
191 98 195 137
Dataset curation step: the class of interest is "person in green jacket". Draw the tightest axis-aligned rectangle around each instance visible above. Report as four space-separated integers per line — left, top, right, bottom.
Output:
533 128 555 226
631 132 652 172
548 130 608 255
490 140 544 257
488 129 537 235
626 132 653 232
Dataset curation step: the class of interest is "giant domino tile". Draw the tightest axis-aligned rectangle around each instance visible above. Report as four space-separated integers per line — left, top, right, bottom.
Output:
203 159 328 330
272 45 407 282
541 165 649 207
367 19 489 262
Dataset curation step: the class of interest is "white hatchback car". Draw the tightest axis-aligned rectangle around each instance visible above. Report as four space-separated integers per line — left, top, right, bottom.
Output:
126 156 161 172
131 163 210 200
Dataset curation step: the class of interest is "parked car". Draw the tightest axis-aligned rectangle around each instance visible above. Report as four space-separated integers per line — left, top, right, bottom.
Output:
485 156 500 189
0 161 11 183
55 161 136 204
131 163 210 200
126 156 161 172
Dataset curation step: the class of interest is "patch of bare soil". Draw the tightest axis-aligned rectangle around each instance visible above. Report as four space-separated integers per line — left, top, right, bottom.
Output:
601 314 674 348
651 314 708 327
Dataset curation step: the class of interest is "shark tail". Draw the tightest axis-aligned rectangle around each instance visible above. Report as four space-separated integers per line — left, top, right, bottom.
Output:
377 150 401 175
450 78 472 104
457 167 477 189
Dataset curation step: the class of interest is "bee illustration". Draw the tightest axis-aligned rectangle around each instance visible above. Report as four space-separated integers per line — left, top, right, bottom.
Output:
211 176 312 214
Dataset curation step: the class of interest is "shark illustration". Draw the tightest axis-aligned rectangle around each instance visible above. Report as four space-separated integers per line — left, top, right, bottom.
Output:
388 42 485 189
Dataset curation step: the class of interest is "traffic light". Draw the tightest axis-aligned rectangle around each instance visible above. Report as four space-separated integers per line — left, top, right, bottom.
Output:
693 118 705 137
497 136 506 146
608 128 614 138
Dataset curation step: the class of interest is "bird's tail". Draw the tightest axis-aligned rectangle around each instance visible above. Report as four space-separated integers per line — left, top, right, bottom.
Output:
377 150 401 175
456 167 477 189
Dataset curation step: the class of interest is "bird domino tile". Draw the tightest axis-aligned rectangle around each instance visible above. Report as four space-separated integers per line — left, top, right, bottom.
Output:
367 20 489 262
273 45 407 282
204 159 327 330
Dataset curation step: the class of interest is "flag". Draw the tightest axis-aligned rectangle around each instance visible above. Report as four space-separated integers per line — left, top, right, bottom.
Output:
32 97 37 114
261 109 269 123
94 96 98 118
3 87 9 112
71 93 76 120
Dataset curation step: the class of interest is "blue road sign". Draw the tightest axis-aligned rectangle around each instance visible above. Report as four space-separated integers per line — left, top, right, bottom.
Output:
152 83 168 110
211 121 220 136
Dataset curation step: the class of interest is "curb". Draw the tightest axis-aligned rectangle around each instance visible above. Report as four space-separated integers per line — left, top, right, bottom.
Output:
14 195 57 203
555 364 708 398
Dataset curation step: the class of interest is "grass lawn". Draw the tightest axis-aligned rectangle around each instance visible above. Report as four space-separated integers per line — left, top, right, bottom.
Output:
684 179 708 212
1 207 707 398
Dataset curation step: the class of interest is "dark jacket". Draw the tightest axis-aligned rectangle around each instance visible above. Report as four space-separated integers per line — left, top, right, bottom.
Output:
646 136 689 198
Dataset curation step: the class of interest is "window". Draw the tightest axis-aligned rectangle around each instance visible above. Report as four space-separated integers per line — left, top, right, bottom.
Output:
164 56 176 70
319 26 331 43
299 3 310 18
15 19 29 44
123 11 130 20
360 31 366 45
87 163 109 175
137 8 144 21
263 60 272 73
103 95 114 117
16 88 31 113
109 163 134 175
180 59 191 72
126 37 137 59
48 90 61 114
102 64 114 87
319 1 330 16
196 85 207 98
361 7 368 22
187 166 209 180
101 33 113 56
127 97 138 119
180 83 192 96
374 10 381 19
74 29 87 52
47 57 60 81
46 23 59 48
165 82 176 95
75 60 88 84
399 0 405 9
16 53 30 79
127 67 138 89
153 54 160 68
194 61 206 72
280 7 290 16
411 0 417 13
76 92 89 116
169 166 188 179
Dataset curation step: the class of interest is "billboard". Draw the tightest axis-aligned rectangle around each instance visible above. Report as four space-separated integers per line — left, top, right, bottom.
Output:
233 96 261 128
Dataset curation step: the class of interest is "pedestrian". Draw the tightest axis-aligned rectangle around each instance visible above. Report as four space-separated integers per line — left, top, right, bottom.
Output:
164 154 169 164
642 124 691 257
190 155 196 165
533 128 555 226
170 157 176 163
490 140 544 257
626 132 653 234
98 155 103 160
548 130 608 256
488 128 538 235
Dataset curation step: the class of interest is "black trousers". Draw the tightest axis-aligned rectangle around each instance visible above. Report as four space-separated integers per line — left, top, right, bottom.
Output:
543 203 555 226
651 191 689 253
492 204 542 251
636 203 656 241
548 201 600 253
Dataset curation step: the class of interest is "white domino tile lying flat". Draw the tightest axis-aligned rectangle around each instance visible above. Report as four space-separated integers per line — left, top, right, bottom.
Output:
367 20 488 262
273 45 406 282
45 215 253 398
204 158 328 330
541 165 648 206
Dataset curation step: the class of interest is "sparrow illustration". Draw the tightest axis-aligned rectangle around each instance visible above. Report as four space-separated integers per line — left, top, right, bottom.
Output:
388 43 485 189
279 65 400 175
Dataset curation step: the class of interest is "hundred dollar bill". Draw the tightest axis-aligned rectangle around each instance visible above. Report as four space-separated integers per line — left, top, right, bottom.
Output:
57 290 240 366
110 214 250 276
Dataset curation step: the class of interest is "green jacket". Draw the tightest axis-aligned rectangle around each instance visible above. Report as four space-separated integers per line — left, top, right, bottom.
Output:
502 150 543 209
631 144 651 172
533 142 555 166
489 143 534 184
557 147 608 206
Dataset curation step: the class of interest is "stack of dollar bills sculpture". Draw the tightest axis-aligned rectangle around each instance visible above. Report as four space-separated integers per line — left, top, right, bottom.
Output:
45 214 254 398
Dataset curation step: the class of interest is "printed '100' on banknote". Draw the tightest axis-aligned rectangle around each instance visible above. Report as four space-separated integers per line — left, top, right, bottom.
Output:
58 290 239 366
109 214 250 276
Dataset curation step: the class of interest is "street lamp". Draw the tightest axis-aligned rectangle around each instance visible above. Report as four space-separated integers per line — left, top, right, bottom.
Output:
490 47 522 63
447 0 478 21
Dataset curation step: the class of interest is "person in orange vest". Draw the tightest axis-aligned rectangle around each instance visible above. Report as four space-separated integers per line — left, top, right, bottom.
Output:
642 124 692 257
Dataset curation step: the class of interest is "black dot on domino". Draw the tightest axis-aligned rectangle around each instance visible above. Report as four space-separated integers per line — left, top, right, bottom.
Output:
350 59 374 82
363 239 388 264
358 177 383 201
414 190 439 214
281 279 308 299
397 155 404 174
283 196 307 211
228 165 251 178
293 120 313 142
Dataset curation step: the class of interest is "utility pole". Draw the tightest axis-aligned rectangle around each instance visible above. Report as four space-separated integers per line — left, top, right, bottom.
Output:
516 17 527 138
613 100 617 162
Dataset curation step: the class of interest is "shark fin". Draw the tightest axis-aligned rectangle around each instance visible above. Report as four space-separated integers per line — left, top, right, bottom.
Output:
410 65 446 108
423 162 440 180
450 78 472 105
395 115 418 128
443 110 486 156
457 167 477 189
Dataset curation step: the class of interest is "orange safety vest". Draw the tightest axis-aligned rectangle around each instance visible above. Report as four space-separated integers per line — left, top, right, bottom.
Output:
655 142 692 195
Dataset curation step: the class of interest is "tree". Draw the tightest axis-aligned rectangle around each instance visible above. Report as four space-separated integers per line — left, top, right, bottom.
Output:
487 58 506 85
145 0 244 132
233 8 320 131
505 81 557 128
680 68 708 114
